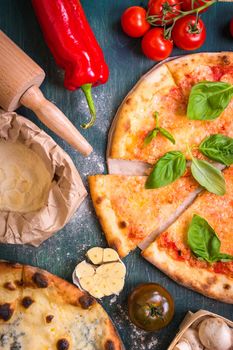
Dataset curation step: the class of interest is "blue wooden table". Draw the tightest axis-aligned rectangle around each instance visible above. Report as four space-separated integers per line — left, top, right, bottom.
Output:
0 1 233 349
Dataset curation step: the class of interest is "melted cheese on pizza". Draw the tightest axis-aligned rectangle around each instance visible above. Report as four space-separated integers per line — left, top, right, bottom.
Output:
155 167 233 277
0 263 122 350
89 174 199 257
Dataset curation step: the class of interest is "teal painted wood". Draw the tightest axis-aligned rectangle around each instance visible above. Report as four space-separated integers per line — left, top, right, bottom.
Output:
0 1 233 349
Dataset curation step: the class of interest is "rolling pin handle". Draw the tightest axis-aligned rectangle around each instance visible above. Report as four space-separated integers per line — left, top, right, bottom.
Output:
20 85 93 156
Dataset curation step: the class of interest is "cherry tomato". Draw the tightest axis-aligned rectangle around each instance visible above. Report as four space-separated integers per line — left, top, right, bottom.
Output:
172 15 206 50
141 28 173 61
181 0 211 12
121 6 151 38
128 283 174 331
148 0 181 25
230 19 233 38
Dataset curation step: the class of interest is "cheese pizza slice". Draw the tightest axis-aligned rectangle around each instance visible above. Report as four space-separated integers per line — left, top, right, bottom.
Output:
142 167 233 304
0 262 124 350
89 173 200 258
108 52 233 167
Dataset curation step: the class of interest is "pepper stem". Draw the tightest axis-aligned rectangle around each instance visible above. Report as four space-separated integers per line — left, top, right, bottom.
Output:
81 83 96 129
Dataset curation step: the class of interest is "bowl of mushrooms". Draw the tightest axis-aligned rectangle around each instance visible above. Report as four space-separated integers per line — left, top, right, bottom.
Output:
168 310 233 350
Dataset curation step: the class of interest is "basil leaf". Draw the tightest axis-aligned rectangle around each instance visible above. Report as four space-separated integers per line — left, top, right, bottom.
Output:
158 127 176 144
144 129 159 145
145 151 186 189
199 134 233 166
144 111 175 145
188 215 220 263
187 81 233 120
190 158 226 196
217 253 233 262
188 215 233 263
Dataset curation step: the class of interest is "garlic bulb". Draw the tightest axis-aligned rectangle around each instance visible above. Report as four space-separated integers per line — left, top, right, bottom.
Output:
198 317 232 350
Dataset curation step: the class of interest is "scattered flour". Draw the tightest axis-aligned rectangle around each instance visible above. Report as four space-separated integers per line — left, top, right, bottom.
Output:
109 302 159 350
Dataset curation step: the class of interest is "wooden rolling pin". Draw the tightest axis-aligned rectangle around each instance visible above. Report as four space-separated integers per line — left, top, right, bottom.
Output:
0 30 93 156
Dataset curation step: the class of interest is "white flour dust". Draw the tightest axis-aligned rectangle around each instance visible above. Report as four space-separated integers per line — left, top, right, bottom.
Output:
111 303 159 350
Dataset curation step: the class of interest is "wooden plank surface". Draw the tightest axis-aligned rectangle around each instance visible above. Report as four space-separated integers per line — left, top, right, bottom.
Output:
0 1 233 349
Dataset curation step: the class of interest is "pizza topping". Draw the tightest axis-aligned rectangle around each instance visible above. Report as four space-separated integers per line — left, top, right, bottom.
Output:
32 272 48 288
144 112 175 146
145 151 186 189
73 247 126 298
188 146 226 196
187 81 233 121
0 303 14 321
21 296 34 309
199 134 233 166
3 282 16 291
57 338 70 350
78 295 95 309
188 215 233 263
128 283 174 331
46 314 54 323
105 340 115 350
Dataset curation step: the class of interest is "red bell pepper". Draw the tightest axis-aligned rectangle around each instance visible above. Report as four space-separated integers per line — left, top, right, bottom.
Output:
32 0 109 128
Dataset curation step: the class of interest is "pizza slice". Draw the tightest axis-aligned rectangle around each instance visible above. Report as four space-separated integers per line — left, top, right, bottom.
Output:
108 52 233 167
0 262 124 349
89 173 200 258
142 167 233 304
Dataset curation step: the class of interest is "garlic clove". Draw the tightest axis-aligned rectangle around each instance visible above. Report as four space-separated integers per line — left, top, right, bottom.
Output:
86 247 104 265
75 261 95 278
103 248 119 262
108 277 125 295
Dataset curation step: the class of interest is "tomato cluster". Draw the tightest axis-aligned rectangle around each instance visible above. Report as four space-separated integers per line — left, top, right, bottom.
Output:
121 0 213 61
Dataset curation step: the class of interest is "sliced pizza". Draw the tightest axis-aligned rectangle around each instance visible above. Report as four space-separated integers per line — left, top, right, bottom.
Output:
108 52 233 167
0 262 124 349
89 173 200 258
142 167 233 304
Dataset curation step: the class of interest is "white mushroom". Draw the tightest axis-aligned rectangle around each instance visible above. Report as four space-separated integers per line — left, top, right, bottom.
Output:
174 340 192 350
198 317 232 350
181 329 204 350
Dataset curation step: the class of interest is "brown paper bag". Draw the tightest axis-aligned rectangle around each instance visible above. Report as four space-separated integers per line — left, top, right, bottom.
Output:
0 110 87 246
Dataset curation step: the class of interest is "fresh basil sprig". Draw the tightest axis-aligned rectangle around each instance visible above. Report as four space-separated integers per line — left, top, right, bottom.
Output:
188 215 233 263
199 134 233 166
144 112 175 145
145 151 186 189
187 81 233 120
188 146 226 196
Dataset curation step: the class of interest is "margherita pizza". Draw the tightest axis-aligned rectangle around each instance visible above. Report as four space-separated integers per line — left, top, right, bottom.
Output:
89 174 199 257
107 52 233 166
90 52 233 304
0 262 124 349
142 167 233 304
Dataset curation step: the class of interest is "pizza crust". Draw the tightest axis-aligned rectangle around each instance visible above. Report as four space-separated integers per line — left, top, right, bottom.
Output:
0 261 124 350
142 240 233 304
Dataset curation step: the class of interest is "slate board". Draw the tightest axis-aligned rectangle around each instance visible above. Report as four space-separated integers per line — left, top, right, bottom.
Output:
0 1 233 349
